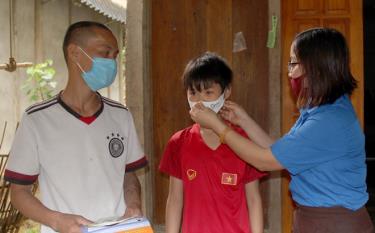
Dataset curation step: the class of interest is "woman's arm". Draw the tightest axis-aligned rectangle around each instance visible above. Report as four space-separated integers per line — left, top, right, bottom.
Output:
245 180 263 233
165 176 184 233
220 101 274 148
190 103 283 171
222 126 282 171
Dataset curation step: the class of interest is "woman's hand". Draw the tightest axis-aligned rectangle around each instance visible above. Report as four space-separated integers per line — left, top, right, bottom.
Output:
220 101 251 127
190 103 223 130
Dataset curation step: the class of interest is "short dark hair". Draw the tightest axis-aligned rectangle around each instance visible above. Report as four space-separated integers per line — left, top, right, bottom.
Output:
293 28 357 108
182 52 232 93
62 21 111 61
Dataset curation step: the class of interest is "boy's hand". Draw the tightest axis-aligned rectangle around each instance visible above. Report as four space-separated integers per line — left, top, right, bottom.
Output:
53 212 92 233
220 100 250 127
190 102 222 130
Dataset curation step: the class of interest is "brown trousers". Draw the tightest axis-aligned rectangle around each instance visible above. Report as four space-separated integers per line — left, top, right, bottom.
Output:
293 205 374 233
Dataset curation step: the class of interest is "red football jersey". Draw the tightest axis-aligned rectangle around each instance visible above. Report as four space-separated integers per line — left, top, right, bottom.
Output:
159 124 266 233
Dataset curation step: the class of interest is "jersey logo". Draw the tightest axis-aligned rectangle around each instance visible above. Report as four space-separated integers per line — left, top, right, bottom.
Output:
107 133 125 158
221 173 237 185
186 169 197 181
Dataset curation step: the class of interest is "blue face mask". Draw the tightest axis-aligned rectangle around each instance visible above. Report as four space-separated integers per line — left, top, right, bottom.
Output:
76 47 117 91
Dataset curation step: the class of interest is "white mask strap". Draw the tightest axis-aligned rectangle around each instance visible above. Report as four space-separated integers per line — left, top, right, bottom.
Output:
78 46 94 61
75 62 85 73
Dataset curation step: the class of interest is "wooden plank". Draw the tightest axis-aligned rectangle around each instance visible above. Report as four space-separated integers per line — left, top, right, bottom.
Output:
232 1 270 229
206 0 232 61
152 0 207 224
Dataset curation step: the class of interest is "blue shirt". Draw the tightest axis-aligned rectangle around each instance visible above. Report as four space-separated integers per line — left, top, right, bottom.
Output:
271 95 368 210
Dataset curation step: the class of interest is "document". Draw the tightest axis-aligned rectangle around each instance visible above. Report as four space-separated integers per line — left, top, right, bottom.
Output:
82 217 153 233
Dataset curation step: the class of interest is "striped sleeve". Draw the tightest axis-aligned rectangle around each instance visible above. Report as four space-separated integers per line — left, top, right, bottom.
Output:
4 113 40 185
124 111 148 172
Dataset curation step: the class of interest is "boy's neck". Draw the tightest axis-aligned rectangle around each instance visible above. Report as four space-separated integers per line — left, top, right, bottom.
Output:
199 126 221 149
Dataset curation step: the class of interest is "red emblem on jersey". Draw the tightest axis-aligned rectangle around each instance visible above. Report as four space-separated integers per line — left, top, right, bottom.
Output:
221 173 237 185
187 169 197 180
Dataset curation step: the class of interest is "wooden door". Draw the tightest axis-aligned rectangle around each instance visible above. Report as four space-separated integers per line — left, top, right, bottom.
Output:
151 0 269 225
281 0 363 232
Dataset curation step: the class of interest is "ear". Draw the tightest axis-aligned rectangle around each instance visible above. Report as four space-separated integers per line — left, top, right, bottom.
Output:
224 86 232 99
67 44 80 63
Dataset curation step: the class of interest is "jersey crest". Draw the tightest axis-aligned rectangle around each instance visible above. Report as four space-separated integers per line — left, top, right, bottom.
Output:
186 169 197 180
107 133 125 158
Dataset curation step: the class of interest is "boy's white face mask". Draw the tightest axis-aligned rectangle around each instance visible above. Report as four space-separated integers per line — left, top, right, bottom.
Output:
188 92 225 113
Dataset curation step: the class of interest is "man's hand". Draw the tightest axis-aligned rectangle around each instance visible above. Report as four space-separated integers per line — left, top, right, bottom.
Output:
123 172 142 219
123 205 142 219
54 212 92 233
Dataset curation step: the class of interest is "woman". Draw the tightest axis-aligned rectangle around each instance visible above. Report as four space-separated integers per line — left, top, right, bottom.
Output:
190 28 374 233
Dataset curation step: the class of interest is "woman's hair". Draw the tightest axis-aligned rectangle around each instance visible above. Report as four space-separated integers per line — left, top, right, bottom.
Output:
182 52 232 93
293 28 357 108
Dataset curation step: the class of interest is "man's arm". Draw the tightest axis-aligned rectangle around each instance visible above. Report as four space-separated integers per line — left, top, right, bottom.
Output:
245 180 263 233
10 183 92 233
123 171 142 218
165 176 183 233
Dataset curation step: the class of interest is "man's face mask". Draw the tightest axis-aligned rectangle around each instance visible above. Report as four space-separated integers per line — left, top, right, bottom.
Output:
188 92 225 113
76 47 117 91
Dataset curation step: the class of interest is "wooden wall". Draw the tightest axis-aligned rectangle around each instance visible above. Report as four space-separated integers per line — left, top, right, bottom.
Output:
151 0 270 225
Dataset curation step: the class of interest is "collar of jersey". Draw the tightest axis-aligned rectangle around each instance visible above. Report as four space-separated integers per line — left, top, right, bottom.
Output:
57 91 104 121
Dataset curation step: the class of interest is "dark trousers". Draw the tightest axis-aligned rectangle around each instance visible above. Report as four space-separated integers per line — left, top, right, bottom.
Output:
293 205 374 233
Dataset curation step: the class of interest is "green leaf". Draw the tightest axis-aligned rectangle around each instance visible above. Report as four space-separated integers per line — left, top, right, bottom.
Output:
42 73 53 80
46 59 53 66
23 59 58 102
49 81 57 88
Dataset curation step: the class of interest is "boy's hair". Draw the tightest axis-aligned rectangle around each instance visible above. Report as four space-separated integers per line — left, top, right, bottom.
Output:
62 21 111 62
293 28 357 108
182 52 232 92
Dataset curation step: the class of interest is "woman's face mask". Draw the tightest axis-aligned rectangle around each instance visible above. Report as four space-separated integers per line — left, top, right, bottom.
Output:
288 45 305 97
290 76 303 97
76 47 117 91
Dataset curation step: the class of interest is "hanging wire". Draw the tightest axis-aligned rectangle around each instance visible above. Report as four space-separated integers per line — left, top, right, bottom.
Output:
9 0 13 58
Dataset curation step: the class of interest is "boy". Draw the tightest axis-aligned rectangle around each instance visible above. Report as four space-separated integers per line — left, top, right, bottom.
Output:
159 52 266 233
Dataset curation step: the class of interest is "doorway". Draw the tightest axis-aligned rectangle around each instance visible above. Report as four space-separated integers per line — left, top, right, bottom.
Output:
364 0 375 223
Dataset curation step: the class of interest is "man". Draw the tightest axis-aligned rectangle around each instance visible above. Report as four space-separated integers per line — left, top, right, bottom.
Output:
4 21 147 233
